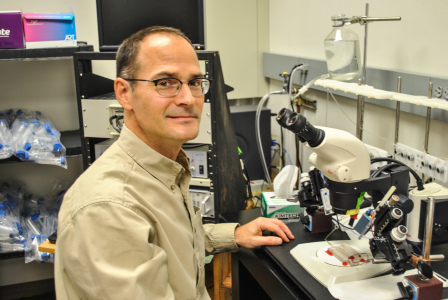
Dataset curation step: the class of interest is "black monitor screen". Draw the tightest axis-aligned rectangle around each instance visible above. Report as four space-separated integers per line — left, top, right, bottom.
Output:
96 0 205 52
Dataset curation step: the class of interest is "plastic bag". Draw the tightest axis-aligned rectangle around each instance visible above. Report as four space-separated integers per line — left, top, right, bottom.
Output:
24 181 69 263
9 109 67 168
0 110 13 159
0 181 27 254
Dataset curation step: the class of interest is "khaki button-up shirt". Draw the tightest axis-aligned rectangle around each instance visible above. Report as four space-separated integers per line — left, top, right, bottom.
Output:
55 125 239 299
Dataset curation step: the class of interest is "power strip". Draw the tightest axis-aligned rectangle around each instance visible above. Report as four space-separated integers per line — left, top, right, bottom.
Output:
395 143 447 183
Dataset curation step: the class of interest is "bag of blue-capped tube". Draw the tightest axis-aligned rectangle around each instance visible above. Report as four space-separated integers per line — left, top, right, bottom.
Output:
23 181 69 263
0 181 27 254
9 109 67 168
0 111 13 160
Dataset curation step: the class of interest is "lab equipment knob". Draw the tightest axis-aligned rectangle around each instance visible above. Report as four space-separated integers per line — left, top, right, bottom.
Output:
434 225 443 236
299 213 310 226
391 225 408 242
397 282 414 300
391 208 403 220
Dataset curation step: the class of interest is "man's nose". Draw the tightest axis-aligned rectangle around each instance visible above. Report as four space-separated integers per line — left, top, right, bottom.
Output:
175 83 196 106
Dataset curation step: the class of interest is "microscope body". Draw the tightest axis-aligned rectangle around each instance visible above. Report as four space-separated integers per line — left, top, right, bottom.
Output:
277 108 416 274
309 126 371 183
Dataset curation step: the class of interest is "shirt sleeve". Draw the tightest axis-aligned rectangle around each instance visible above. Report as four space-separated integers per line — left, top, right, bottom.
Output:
56 201 174 300
203 223 240 255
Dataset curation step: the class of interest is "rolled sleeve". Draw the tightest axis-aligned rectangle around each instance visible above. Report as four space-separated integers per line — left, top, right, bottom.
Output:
203 223 240 255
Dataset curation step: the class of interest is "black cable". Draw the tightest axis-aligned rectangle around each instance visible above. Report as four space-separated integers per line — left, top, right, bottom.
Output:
371 163 401 178
239 153 253 200
115 115 124 132
182 143 208 149
280 126 285 168
370 157 424 190
109 115 121 133
295 136 303 174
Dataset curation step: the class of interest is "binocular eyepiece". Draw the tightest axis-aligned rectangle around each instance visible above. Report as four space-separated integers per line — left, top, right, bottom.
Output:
276 108 325 148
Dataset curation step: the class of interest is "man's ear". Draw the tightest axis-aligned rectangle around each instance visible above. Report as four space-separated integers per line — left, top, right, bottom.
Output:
114 78 133 111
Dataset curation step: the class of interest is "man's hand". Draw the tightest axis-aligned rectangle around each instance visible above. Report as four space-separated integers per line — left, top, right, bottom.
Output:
234 217 295 249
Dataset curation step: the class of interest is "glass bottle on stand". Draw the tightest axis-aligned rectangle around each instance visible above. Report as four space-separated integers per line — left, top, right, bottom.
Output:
324 15 362 81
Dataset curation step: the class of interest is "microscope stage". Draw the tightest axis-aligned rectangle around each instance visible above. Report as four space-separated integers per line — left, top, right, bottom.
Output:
290 240 392 287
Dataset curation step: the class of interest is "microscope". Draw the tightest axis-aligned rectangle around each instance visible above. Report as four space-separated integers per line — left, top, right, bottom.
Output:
276 108 428 275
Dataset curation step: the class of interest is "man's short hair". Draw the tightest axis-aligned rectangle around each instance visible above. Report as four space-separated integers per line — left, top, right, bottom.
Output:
116 26 193 85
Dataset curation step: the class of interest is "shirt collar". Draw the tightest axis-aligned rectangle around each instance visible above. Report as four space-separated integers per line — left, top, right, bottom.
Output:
117 125 190 189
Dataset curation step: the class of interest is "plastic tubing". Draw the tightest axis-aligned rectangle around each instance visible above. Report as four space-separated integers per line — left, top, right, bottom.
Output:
255 90 283 189
292 74 330 100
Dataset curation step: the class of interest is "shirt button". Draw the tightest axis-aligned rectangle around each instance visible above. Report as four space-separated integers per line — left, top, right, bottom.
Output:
170 185 175 190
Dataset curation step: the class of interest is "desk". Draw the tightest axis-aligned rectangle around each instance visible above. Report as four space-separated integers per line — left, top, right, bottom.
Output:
231 209 448 300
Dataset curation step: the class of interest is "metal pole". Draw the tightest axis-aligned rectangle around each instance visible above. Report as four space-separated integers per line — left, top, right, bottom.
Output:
356 78 364 139
359 16 401 23
356 3 369 141
394 76 402 145
362 3 369 85
423 196 436 262
424 82 432 154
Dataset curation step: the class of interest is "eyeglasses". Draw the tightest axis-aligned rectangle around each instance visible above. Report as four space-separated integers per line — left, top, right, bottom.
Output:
123 77 212 97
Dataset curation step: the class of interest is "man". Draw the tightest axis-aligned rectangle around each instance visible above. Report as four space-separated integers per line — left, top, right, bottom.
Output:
55 26 294 299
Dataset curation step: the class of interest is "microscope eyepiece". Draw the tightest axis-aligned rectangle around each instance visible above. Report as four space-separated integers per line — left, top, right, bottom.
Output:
287 112 325 148
276 108 293 128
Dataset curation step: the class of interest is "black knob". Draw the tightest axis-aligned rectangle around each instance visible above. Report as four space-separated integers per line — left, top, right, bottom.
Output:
397 282 414 300
418 260 433 279
434 226 443 236
299 213 310 226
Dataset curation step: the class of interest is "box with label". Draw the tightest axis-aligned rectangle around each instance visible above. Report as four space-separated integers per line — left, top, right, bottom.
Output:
94 139 117 159
23 13 76 49
261 191 303 221
0 11 25 49
184 145 209 178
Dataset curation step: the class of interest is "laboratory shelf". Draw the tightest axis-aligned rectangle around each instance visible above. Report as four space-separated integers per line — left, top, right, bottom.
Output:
0 44 93 60
0 251 24 260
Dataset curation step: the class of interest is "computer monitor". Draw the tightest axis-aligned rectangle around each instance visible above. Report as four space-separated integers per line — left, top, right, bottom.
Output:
96 0 206 52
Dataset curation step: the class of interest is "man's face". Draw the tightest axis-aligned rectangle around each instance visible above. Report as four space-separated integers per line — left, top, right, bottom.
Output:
124 34 204 153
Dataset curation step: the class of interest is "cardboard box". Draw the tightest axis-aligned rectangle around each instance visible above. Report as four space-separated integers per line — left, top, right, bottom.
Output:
23 13 76 49
261 191 303 221
0 11 25 49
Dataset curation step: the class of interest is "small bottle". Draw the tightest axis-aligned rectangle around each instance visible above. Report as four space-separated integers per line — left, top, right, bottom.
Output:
0 118 13 159
31 151 65 166
324 15 362 81
0 209 19 237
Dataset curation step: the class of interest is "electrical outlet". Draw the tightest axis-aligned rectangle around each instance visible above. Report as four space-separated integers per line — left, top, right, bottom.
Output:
444 87 448 100
426 154 448 183
395 143 425 172
364 143 389 169
396 143 448 183
434 86 443 98
435 159 448 183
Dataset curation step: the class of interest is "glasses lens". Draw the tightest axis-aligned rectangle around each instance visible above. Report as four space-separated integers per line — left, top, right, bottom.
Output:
189 79 210 96
156 78 181 96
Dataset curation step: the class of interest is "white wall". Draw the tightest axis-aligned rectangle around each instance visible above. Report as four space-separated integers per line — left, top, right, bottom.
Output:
268 0 448 186
269 0 448 77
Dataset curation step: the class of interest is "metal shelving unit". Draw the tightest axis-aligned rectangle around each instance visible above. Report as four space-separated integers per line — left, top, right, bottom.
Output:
0 45 93 262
